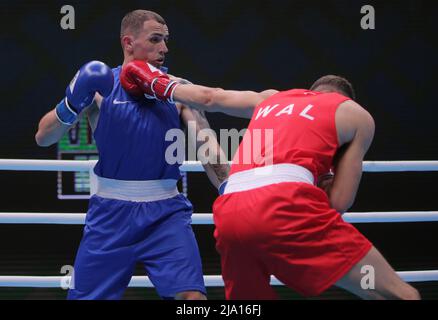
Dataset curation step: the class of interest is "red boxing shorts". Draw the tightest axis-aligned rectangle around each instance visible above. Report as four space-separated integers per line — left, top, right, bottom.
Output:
213 176 372 299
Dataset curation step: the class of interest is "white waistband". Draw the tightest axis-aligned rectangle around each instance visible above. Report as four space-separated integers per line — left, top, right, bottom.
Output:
96 176 179 202
224 163 314 194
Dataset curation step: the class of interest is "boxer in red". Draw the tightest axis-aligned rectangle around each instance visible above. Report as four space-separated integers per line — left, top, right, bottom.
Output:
119 64 420 299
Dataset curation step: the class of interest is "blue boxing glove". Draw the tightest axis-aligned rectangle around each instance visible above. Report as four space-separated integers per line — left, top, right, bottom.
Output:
55 60 114 125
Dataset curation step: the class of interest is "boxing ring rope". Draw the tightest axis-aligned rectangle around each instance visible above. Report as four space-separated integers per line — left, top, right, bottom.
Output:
1 158 438 288
1 211 438 224
2 159 438 172
2 270 438 288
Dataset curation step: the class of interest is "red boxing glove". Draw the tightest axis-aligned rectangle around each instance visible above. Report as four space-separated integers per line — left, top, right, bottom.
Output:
120 60 179 103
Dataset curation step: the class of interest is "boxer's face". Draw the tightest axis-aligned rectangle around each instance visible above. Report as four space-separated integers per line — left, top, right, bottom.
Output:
131 20 169 68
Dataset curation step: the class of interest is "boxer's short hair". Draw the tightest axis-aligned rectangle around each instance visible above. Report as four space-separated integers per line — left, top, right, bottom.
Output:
121 10 166 37
310 75 356 100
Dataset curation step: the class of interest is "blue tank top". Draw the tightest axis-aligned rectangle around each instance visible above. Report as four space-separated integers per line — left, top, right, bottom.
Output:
93 66 182 180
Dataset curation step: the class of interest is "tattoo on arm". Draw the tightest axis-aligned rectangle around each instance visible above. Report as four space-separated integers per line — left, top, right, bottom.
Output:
209 162 230 184
191 108 230 185
191 108 209 129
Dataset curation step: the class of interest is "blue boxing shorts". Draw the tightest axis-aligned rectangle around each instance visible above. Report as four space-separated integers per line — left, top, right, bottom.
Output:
67 179 206 299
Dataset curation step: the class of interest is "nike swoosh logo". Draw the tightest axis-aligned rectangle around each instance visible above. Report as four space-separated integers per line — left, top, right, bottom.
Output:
113 99 133 104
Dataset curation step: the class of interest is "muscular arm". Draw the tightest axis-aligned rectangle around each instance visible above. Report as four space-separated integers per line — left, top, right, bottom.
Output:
35 93 102 147
173 84 278 119
328 101 375 213
35 109 71 147
180 104 230 188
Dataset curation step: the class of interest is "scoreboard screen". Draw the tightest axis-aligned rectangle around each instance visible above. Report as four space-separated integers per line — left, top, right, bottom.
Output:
57 117 97 200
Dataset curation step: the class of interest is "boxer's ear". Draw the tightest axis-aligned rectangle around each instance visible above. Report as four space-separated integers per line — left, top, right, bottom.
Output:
121 35 134 54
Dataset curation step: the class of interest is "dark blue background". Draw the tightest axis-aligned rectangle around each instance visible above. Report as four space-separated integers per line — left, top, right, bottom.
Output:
0 0 436 299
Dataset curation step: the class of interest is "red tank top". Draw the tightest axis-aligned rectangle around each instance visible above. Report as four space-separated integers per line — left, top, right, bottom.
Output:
229 89 350 180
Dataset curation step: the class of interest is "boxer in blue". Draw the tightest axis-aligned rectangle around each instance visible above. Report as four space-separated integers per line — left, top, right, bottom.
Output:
35 10 229 300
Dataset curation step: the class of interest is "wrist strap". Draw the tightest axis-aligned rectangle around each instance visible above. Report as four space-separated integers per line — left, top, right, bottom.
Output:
167 82 180 104
151 77 180 104
55 98 77 125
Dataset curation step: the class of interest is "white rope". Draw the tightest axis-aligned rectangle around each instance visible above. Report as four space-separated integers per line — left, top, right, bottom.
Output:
362 161 438 172
0 211 437 224
0 271 437 288
1 159 438 172
0 159 97 172
0 213 86 224
342 211 438 223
